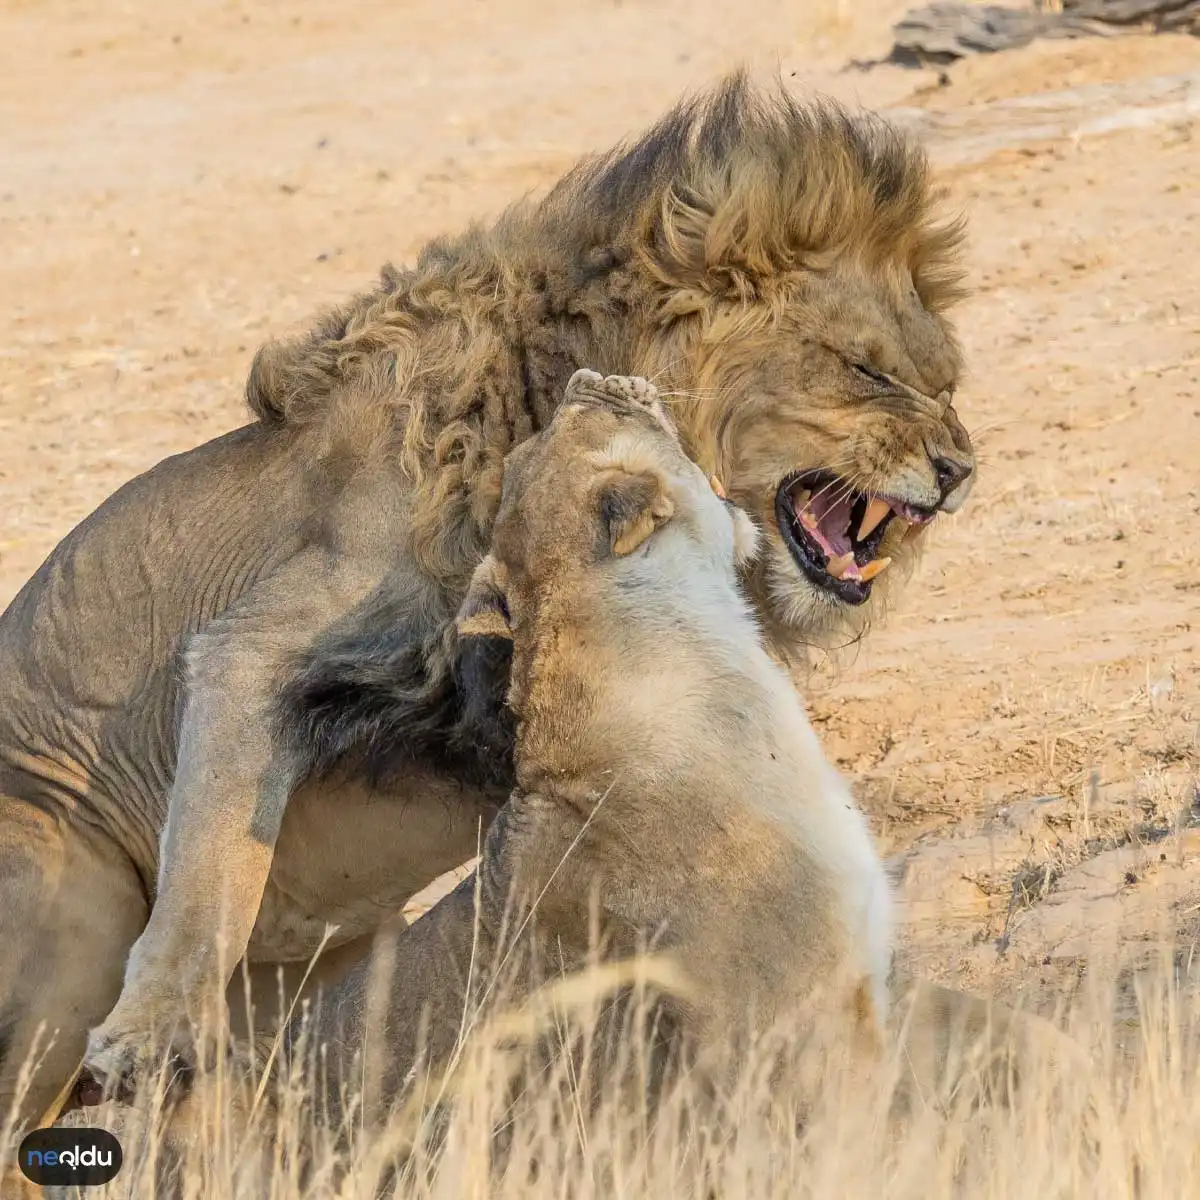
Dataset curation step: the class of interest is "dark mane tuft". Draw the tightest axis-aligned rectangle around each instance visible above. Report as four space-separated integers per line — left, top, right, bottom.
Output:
277 590 516 794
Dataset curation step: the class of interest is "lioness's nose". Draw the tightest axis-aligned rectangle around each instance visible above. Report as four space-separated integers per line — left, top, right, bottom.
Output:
932 455 972 499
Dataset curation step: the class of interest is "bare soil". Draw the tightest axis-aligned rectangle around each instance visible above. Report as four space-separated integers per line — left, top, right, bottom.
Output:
3 0 1198 1021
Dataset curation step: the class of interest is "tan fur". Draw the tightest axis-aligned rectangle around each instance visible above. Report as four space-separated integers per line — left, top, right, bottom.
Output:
300 371 893 1124
0 74 983 1130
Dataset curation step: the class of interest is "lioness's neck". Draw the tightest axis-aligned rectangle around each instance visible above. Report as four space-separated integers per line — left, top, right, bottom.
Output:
507 540 887 1000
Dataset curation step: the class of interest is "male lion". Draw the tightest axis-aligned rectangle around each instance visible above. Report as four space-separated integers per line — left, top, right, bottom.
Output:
0 73 975 1126
302 368 892 1126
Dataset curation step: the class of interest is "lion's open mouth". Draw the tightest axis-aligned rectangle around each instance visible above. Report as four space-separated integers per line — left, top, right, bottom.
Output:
775 470 937 605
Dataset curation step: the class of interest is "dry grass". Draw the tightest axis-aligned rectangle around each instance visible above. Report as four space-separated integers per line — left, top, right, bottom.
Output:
3 943 1199 1200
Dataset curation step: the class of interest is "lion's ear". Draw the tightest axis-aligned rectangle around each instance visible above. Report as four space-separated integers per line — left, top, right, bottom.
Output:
456 556 513 640
598 469 675 557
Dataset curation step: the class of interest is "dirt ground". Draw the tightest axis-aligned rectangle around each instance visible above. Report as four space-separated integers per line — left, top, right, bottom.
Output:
2 1 1198 1022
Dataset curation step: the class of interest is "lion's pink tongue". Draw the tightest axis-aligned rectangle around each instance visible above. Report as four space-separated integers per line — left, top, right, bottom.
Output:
794 490 880 582
795 490 854 559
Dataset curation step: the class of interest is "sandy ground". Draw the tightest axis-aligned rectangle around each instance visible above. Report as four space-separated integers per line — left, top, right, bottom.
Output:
2 1 1198 1022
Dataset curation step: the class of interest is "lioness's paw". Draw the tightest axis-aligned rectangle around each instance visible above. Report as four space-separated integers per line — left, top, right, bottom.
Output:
565 371 679 445
565 367 605 394
79 1035 153 1105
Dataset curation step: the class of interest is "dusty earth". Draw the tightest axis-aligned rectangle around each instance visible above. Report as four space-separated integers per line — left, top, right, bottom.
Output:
2 1 1198 1026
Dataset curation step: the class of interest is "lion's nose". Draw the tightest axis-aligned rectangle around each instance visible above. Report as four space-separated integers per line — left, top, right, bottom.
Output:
932 455 973 500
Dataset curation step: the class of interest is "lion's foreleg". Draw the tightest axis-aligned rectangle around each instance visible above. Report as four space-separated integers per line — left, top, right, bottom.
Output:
81 552 379 1101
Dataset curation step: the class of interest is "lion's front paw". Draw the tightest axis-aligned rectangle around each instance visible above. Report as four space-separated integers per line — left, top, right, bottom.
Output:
79 1024 195 1106
78 1033 152 1105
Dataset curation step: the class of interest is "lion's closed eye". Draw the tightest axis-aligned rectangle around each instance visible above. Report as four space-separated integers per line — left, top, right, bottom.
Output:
852 361 891 388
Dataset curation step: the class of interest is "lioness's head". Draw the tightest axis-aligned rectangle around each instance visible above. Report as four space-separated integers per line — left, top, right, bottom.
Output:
456 369 757 684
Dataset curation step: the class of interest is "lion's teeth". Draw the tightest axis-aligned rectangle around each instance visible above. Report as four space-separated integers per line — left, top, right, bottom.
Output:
709 475 727 500
826 552 855 579
857 497 890 542
858 557 892 582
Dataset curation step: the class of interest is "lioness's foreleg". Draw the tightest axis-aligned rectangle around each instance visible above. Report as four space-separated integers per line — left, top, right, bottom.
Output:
81 553 381 1100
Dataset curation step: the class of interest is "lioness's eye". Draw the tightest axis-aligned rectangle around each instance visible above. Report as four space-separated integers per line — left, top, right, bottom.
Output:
853 361 890 387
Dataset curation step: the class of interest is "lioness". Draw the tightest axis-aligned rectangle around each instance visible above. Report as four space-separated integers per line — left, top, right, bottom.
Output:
0 74 976 1125
301 368 892 1124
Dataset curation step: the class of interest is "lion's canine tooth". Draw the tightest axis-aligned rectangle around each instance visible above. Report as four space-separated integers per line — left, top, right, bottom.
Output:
857 497 890 542
826 552 855 579
709 475 727 500
858 557 892 583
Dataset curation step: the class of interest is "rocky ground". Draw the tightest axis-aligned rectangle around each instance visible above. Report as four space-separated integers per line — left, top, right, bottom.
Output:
3 0 1198 1023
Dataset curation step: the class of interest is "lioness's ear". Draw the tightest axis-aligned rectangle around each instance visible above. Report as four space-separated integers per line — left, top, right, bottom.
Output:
598 469 675 557
456 556 512 640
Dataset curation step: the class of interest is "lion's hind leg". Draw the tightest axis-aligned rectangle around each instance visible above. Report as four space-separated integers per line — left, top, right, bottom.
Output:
0 796 147 1136
886 972 1079 1118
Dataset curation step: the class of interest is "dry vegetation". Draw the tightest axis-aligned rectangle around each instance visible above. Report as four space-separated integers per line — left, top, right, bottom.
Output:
4 950 1200 1199
1 0 1198 1195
